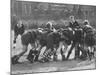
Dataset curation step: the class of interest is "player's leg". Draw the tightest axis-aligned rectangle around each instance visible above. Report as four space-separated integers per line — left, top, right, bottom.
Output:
12 45 28 64
13 32 18 49
13 32 18 44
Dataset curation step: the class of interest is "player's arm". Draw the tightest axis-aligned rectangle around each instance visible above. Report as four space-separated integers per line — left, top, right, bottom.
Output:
67 22 72 28
14 24 18 33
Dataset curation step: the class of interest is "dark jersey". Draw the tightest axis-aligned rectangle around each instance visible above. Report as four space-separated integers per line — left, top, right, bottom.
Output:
82 25 94 35
68 21 80 29
44 27 55 33
21 30 37 45
82 25 96 46
14 24 25 35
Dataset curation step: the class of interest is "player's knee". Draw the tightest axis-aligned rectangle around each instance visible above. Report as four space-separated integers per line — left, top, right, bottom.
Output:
68 50 72 54
22 45 28 53
24 47 28 52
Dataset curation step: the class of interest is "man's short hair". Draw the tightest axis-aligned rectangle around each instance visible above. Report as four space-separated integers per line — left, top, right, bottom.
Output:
69 16 75 19
46 22 52 28
83 20 90 25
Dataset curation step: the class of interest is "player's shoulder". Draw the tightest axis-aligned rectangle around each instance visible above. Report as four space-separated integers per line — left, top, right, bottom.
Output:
86 24 92 28
75 20 79 24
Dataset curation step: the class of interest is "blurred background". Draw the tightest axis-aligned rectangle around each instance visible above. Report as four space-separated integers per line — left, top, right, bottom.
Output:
11 0 96 29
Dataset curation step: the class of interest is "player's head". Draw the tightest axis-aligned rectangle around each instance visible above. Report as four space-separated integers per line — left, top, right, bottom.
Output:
69 16 75 22
46 22 52 29
83 20 90 25
18 20 23 27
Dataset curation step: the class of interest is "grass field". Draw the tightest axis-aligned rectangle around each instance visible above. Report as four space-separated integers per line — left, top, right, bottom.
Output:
11 30 96 74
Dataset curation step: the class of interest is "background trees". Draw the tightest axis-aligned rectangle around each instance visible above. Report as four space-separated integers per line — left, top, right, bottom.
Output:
11 0 96 29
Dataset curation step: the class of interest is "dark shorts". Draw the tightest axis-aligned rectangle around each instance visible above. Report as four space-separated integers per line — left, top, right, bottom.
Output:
21 32 31 45
21 31 36 46
14 31 24 36
85 34 96 46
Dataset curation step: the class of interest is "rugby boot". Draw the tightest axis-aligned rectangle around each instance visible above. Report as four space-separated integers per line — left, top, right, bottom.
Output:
27 49 34 63
13 40 16 44
79 50 87 60
62 55 66 61
34 55 39 62
11 55 21 64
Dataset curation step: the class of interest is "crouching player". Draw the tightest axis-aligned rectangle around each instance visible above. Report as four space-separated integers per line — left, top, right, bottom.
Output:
27 48 39 63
